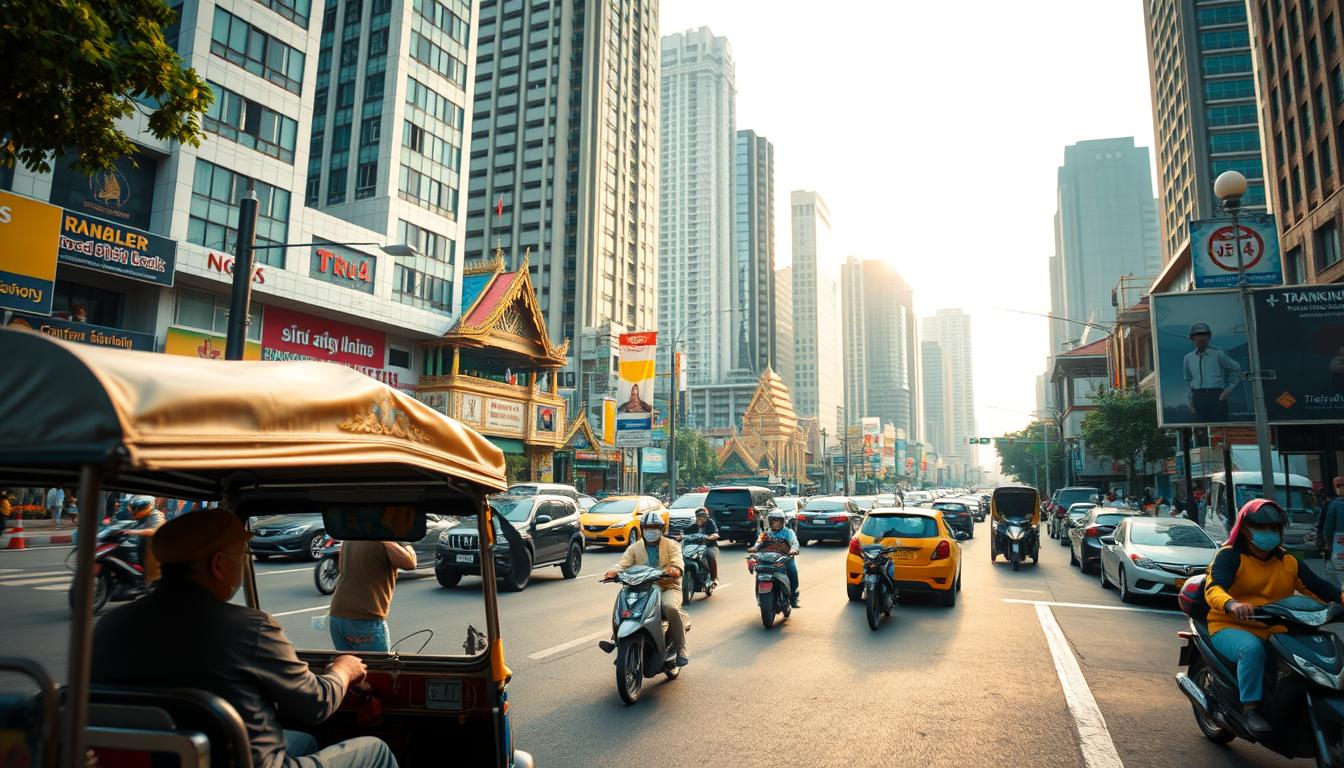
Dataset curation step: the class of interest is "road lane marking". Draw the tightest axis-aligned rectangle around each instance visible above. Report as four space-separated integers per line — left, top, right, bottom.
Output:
274 605 329 617
257 567 313 576
1035 603 1125 768
574 573 600 580
527 630 610 661
1 575 79 586
0 570 70 581
1004 598 1175 616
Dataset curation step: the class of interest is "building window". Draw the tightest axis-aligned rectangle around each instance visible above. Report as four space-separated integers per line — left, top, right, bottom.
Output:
355 161 378 199
203 81 299 163
1211 157 1263 178
1206 78 1256 101
210 7 306 94
398 219 451 262
1328 15 1339 53
1197 4 1247 26
412 0 470 44
1307 152 1318 190
1286 246 1306 283
1207 103 1258 126
187 159 291 264
409 31 467 87
254 0 312 27
327 166 347 205
1324 140 1334 178
1209 129 1261 153
1202 53 1252 75
398 164 457 216
393 263 453 313
1317 221 1343 270
1199 29 1250 51
174 288 262 342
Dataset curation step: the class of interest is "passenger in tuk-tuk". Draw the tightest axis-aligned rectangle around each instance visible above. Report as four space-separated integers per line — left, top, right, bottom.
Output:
91 509 398 768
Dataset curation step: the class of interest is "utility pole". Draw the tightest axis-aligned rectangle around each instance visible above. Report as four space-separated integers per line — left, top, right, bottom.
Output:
224 187 259 360
820 428 828 493
668 350 680 495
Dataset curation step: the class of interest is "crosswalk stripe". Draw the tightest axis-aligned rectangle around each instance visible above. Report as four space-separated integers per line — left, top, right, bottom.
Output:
0 570 69 580
1 575 77 586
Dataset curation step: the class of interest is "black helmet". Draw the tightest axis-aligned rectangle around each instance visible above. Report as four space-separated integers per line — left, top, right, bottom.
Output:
1188 322 1212 337
1241 499 1288 526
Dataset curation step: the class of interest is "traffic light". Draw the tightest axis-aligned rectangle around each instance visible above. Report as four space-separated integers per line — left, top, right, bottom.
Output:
968 437 993 445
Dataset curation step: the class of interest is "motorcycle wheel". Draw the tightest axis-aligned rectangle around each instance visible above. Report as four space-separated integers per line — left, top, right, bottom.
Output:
1190 659 1235 744
615 636 644 705
760 593 776 629
71 572 112 614
314 556 339 595
682 576 693 605
1011 553 1020 572
865 584 882 630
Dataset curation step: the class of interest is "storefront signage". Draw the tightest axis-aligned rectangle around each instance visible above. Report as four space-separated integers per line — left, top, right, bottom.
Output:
1254 285 1344 423
0 190 62 315
642 447 668 473
164 326 260 360
58 209 176 287
207 251 266 284
261 305 385 368
309 241 376 294
1189 214 1283 290
485 398 525 432
49 149 157 231
6 310 153 351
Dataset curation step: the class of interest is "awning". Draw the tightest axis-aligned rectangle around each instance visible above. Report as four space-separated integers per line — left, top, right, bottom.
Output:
486 436 527 455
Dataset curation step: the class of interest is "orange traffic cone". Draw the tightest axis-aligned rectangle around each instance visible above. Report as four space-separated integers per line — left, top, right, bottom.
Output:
5 522 25 549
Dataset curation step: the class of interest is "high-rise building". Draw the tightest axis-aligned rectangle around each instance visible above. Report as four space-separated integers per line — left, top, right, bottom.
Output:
1247 0 1344 285
465 0 660 350
862 259 919 442
1144 0 1267 269
733 129 775 375
922 309 976 477
790 190 843 436
921 340 952 458
840 256 867 421
1049 138 1162 356
774 265 795 387
659 28 735 386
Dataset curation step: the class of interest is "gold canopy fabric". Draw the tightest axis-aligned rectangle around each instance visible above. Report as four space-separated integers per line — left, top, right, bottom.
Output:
0 328 507 494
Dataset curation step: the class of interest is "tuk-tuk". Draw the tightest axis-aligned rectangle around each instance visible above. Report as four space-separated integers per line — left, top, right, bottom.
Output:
0 329 533 768
988 485 1041 571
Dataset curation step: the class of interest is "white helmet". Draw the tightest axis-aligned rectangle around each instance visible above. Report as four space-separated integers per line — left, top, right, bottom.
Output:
767 509 787 524
640 510 665 531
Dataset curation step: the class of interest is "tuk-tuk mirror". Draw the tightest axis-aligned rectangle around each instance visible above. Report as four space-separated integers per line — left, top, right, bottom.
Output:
322 505 427 542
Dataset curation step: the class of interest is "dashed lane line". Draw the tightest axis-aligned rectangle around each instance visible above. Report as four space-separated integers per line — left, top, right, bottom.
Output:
527 630 610 661
1004 598 1175 616
273 605 329 617
1 575 78 587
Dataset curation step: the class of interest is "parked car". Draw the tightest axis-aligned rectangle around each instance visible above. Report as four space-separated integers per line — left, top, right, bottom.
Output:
251 513 328 561
1098 517 1218 603
1069 508 1137 574
875 493 900 508
1058 503 1097 546
434 494 583 592
705 486 777 544
506 482 582 502
845 507 962 605
795 496 862 545
1047 486 1102 539
774 495 804 527
851 496 880 513
930 498 975 539
580 495 668 547
667 491 708 533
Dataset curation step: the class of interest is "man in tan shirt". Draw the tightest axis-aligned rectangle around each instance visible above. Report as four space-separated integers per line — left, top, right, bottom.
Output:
604 511 690 666
328 540 416 652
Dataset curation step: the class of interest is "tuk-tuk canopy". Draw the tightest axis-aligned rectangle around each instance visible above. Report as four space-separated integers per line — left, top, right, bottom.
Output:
0 329 507 497
992 485 1041 523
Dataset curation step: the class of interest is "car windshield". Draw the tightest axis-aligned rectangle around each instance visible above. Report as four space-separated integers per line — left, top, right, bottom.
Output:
853 498 876 509
669 493 708 509
1233 484 1314 513
803 500 845 512
861 514 939 539
589 499 639 515
1068 507 1093 518
1130 523 1216 548
507 485 540 496
1057 488 1098 507
931 503 967 513
489 498 536 522
1095 513 1130 527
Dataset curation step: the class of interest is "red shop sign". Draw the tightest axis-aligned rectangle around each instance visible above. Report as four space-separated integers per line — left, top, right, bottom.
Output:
261 305 386 368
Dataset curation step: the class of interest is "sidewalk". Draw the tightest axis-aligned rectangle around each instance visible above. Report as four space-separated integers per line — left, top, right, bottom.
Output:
1 518 76 549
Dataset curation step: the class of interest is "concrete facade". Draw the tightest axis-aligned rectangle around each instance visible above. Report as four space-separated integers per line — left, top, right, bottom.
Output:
790 190 842 437
734 129 775 377
922 309 976 479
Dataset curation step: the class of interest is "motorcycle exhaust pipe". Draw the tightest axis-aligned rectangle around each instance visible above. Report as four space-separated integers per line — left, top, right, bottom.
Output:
1175 672 1211 716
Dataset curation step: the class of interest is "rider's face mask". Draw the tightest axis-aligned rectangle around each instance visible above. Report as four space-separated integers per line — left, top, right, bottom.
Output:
642 527 662 543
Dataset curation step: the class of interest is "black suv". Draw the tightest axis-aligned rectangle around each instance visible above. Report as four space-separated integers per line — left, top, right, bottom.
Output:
434 494 583 592
705 486 777 544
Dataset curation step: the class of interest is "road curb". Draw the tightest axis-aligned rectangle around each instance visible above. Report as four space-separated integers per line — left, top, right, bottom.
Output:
0 529 74 549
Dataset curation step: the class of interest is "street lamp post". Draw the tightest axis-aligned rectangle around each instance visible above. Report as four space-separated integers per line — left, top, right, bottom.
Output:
1214 170 1277 505
820 428 828 493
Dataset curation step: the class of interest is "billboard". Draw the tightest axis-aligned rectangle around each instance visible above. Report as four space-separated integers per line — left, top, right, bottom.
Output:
5 310 153 351
1254 285 1344 423
1151 290 1254 427
261 305 386 369
0 190 62 315
164 326 260 361
57 209 176 287
615 331 656 446
49 149 157 231
642 447 668 474
1189 214 1283 290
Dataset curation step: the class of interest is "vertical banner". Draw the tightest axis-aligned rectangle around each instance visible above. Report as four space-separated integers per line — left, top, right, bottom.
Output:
615 331 656 446
602 397 617 445
0 190 62 315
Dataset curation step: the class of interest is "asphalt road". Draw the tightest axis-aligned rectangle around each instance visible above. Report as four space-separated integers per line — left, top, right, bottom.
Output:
0 520 1308 767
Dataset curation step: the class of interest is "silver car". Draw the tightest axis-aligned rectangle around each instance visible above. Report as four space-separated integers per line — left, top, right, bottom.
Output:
1098 517 1218 603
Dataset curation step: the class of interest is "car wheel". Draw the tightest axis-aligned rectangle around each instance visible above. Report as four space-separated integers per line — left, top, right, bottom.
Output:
1080 553 1096 575
315 556 340 595
1069 543 1078 566
846 581 864 601
560 542 582 579
939 580 957 607
955 569 962 592
305 531 325 561
1118 566 1135 604
435 569 462 588
1099 559 1111 589
1060 531 1070 546
502 548 533 592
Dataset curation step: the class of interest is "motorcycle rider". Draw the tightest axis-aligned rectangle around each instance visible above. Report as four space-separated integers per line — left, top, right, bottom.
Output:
1204 498 1344 735
749 509 800 608
604 511 690 667
120 495 166 583
678 507 720 585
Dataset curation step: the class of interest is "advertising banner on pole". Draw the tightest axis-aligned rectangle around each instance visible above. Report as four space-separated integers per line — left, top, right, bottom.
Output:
1253 285 1344 423
642 447 668 474
1151 290 1254 427
0 190 62 315
1189 214 1283 289
602 398 616 446
615 331 656 446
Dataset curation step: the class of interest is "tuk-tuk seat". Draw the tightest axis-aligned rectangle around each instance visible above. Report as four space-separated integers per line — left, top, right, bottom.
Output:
87 725 211 768
0 657 58 768
83 686 252 768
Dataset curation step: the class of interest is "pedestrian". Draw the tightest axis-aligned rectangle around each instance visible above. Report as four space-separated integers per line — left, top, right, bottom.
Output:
327 540 417 652
45 487 64 527
1321 477 1344 586
1182 322 1243 422
63 490 79 527
164 497 181 520
0 489 11 536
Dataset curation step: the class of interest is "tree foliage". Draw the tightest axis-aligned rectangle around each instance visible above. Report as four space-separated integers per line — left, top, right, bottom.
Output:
675 428 719 488
0 0 213 173
994 421 1065 491
1080 388 1174 480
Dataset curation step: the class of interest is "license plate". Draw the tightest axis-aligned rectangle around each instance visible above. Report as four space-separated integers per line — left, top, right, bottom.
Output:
455 554 475 564
893 550 917 560
1011 543 1020 553
757 581 773 593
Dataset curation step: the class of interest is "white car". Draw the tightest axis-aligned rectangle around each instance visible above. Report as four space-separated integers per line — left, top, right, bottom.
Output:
905 491 933 507
667 491 708 533
1098 517 1218 603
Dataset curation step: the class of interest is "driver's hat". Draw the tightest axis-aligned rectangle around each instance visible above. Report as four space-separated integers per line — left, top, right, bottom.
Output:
1188 322 1212 337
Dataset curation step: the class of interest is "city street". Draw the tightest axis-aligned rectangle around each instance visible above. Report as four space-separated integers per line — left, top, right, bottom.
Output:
0 521 1309 767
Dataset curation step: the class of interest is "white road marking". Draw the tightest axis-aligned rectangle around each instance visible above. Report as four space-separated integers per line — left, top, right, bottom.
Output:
0 570 70 581
256 567 313 576
34 584 72 591
1035 603 1125 768
1004 598 1175 616
274 605 329 617
527 629 610 661
1 575 79 586
574 573 600 580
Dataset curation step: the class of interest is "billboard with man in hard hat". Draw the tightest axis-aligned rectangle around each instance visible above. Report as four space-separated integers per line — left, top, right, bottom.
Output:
1151 290 1252 427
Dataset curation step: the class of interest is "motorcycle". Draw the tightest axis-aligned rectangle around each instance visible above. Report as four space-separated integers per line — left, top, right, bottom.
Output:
679 533 715 602
69 522 148 614
860 544 900 631
748 540 794 629
1176 579 1344 764
598 565 683 704
313 534 342 595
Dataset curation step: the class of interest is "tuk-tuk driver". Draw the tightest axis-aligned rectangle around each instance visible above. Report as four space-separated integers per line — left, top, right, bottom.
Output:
91 508 399 768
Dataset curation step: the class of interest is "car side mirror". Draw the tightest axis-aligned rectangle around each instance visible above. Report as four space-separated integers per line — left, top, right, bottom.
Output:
1099 535 1116 545
533 515 552 526
954 531 970 541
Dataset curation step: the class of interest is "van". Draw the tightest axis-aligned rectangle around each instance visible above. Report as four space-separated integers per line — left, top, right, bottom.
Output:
1201 471 1317 549
705 486 777 544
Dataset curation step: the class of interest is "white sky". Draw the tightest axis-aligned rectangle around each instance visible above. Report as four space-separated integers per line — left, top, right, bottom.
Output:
660 0 1160 468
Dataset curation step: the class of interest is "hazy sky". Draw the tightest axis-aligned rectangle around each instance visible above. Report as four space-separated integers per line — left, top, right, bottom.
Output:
660 0 1160 469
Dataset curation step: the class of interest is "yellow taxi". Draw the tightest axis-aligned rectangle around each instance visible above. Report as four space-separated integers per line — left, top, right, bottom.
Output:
580 495 669 547
845 506 962 607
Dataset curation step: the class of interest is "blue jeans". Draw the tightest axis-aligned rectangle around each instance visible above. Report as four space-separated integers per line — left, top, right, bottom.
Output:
1212 628 1267 704
328 616 390 652
785 559 799 598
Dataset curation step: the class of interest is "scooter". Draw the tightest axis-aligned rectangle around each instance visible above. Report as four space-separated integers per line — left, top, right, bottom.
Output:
748 542 794 629
860 544 900 631
1176 577 1344 764
679 533 715 602
69 522 148 614
598 565 683 704
313 534 342 595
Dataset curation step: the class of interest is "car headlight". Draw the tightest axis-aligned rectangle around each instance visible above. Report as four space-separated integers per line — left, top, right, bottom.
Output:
1130 554 1158 569
607 521 627 529
279 524 311 536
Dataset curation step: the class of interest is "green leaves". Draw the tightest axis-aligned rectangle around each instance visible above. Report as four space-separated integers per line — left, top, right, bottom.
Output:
0 0 213 173
1080 388 1175 476
994 422 1063 488
674 427 720 487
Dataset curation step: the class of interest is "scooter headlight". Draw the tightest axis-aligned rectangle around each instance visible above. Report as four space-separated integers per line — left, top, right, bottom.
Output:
1294 654 1343 689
